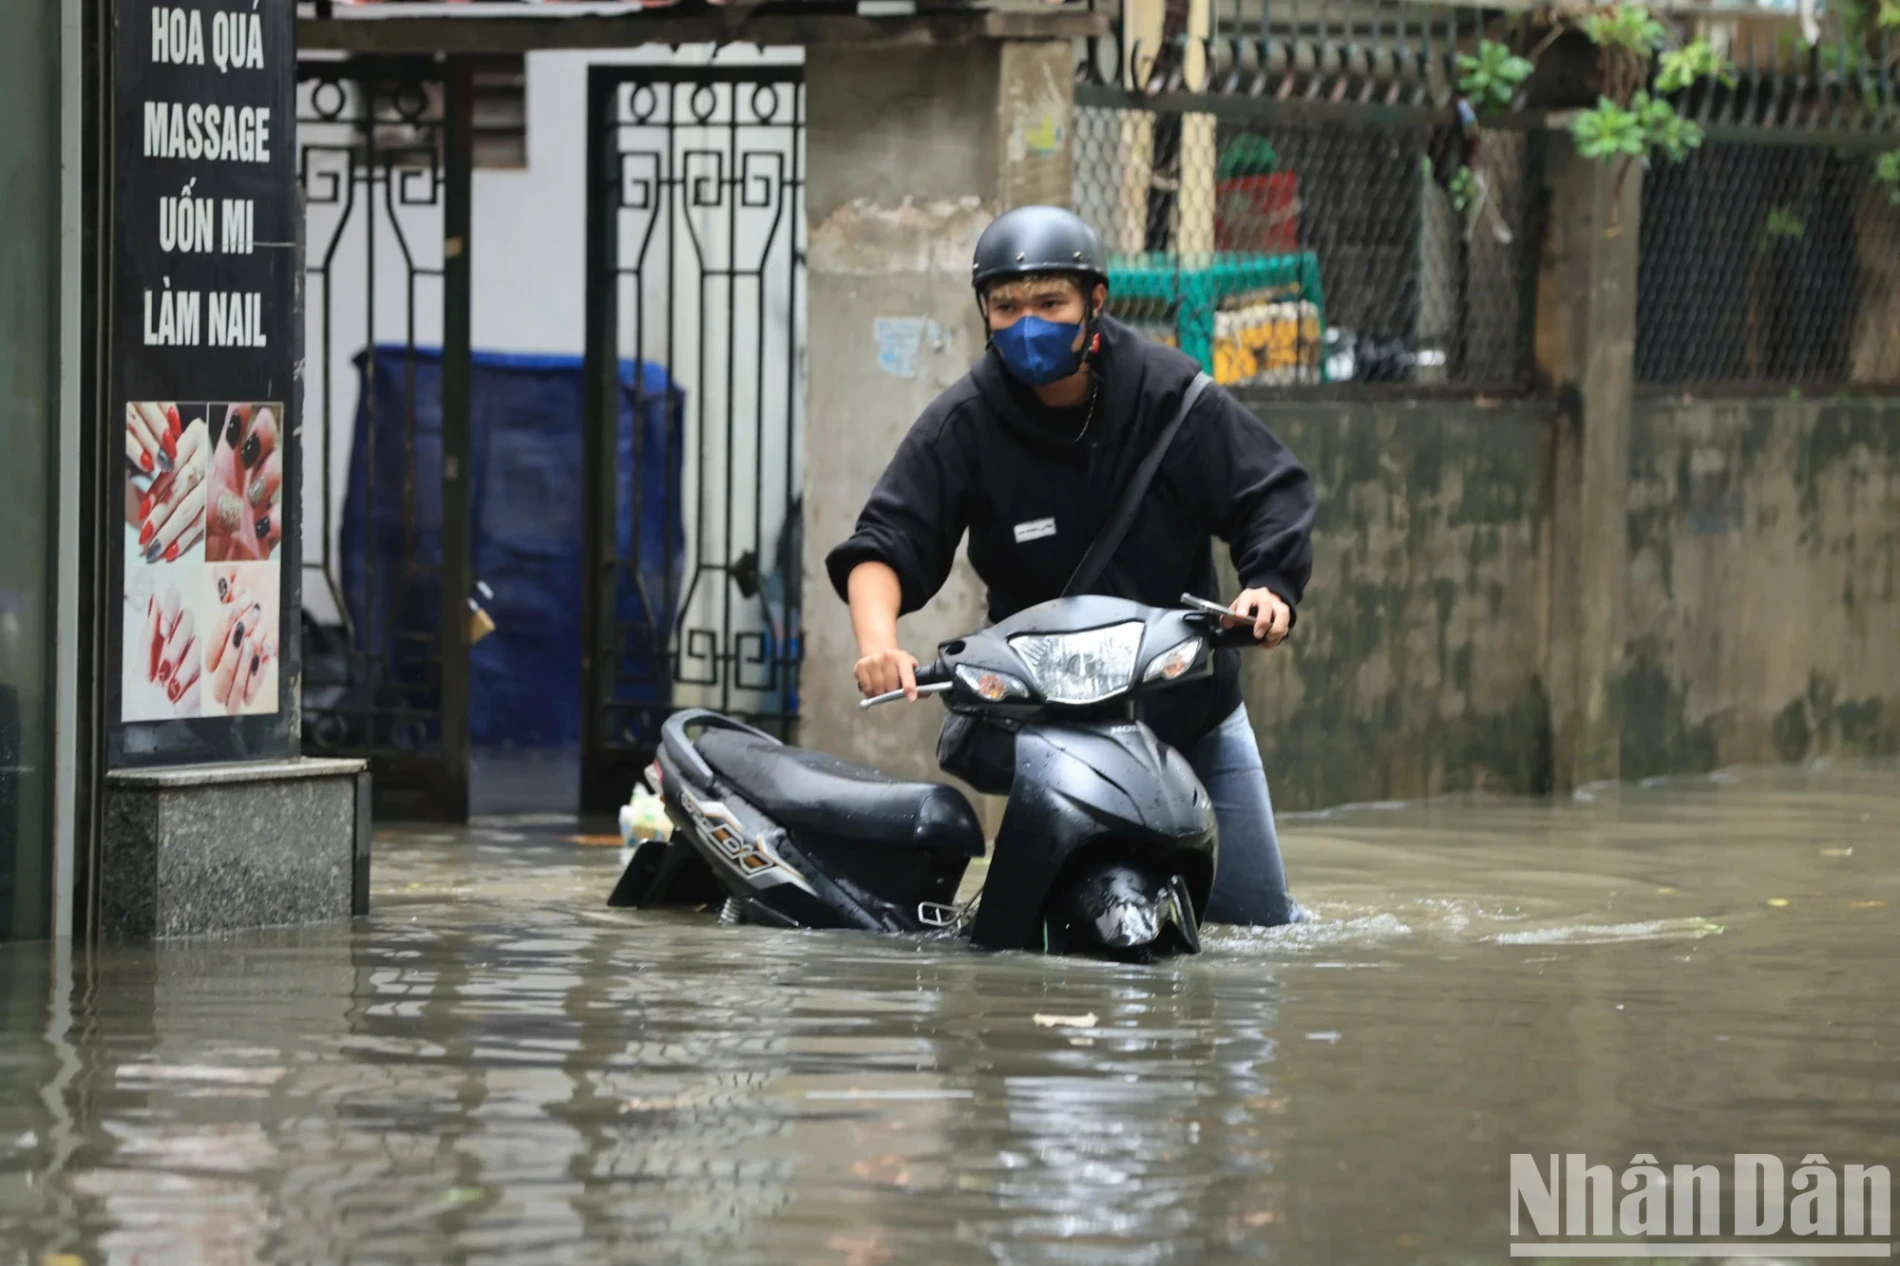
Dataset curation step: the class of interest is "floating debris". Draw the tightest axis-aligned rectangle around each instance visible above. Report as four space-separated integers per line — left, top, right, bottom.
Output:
1033 1012 1098 1029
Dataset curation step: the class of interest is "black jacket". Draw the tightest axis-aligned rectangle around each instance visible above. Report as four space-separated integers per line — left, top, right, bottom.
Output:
825 316 1316 751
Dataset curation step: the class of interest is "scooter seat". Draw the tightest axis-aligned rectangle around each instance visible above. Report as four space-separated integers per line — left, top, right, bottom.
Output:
694 730 985 856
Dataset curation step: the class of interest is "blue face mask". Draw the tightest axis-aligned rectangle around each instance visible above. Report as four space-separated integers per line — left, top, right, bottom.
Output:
991 315 1088 387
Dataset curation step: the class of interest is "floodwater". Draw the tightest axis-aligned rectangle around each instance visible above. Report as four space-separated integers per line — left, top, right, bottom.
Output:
3 760 1898 1265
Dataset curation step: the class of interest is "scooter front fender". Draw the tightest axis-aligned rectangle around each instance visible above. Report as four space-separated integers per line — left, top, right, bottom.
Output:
967 721 1216 953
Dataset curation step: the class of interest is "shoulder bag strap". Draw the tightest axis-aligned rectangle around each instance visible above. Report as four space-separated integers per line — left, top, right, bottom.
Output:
1062 372 1212 598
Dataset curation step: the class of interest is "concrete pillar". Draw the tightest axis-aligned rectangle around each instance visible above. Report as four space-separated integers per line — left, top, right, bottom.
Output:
1536 141 1642 793
801 38 1073 802
95 0 371 939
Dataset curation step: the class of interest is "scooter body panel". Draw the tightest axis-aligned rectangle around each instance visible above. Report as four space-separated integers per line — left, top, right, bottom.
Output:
967 720 1217 953
644 713 974 933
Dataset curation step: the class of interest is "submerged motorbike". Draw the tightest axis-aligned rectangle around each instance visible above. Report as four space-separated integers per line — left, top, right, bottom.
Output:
609 595 1263 960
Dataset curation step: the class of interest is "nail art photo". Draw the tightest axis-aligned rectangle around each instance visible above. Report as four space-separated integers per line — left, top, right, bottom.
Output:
205 562 282 717
126 403 209 569
207 402 284 563
119 569 208 722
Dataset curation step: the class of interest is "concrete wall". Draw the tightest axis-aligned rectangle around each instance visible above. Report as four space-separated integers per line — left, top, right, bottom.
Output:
1232 399 1555 812
1621 396 1900 777
1228 393 1900 811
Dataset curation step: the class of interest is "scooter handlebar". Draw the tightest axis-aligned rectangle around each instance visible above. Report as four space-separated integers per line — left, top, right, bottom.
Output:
1181 592 1296 649
857 661 951 710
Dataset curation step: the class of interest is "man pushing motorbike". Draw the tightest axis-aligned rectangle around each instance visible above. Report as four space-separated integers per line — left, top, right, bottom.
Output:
825 206 1317 927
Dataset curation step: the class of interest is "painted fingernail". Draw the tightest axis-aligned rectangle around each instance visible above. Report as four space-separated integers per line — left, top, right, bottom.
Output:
166 404 182 436
167 678 181 702
255 516 272 540
250 654 260 676
158 660 172 683
242 434 261 468
249 478 272 508
164 543 179 562
140 451 154 472
225 412 242 450
140 493 153 519
214 492 245 536
139 522 156 546
233 622 245 646
162 431 177 460
217 576 229 601
142 540 162 563
157 451 173 474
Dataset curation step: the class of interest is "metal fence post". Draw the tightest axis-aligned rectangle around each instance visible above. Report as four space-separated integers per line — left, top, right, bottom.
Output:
437 57 474 823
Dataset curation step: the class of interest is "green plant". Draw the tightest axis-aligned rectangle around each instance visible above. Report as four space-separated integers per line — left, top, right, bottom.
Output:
1570 92 1706 167
1878 148 1900 203
1458 39 1535 110
1636 92 1704 161
1580 4 1669 55
1657 38 1737 93
1573 98 1646 159
1882 0 1900 29
1562 5 1735 211
1763 206 1807 241
1448 164 1477 215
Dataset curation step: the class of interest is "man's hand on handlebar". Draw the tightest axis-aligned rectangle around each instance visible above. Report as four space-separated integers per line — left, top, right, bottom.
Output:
1225 587 1293 649
855 647 922 702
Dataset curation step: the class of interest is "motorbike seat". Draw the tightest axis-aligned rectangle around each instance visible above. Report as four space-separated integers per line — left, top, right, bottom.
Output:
694 729 984 856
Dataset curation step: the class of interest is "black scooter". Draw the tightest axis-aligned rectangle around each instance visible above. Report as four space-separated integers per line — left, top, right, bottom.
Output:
609 594 1263 960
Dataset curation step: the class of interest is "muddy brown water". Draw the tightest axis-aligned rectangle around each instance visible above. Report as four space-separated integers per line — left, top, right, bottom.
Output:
3 760 1897 1265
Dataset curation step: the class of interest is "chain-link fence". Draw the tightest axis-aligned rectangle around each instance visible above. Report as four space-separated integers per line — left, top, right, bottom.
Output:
1072 99 1539 393
1637 140 1900 389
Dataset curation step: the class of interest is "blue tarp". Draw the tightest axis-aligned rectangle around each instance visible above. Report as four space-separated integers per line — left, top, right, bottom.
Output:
339 345 685 748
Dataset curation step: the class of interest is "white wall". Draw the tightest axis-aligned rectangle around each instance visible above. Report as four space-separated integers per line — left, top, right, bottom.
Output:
300 44 806 722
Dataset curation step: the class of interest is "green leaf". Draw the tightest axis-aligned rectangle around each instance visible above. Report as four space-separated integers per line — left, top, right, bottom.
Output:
1656 39 1735 93
1459 39 1535 111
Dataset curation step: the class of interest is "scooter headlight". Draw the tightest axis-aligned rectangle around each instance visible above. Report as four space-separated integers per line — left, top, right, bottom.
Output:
1007 622 1145 706
1142 636 1204 683
955 664 1030 702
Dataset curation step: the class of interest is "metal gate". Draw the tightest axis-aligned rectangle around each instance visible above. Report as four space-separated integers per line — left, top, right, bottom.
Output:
296 57 475 822
580 66 807 815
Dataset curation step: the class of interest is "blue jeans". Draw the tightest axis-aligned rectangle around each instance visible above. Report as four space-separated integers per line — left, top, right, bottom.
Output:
1186 703 1303 927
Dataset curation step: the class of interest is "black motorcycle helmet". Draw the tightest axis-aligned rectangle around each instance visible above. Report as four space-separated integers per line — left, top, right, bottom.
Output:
970 205 1108 297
